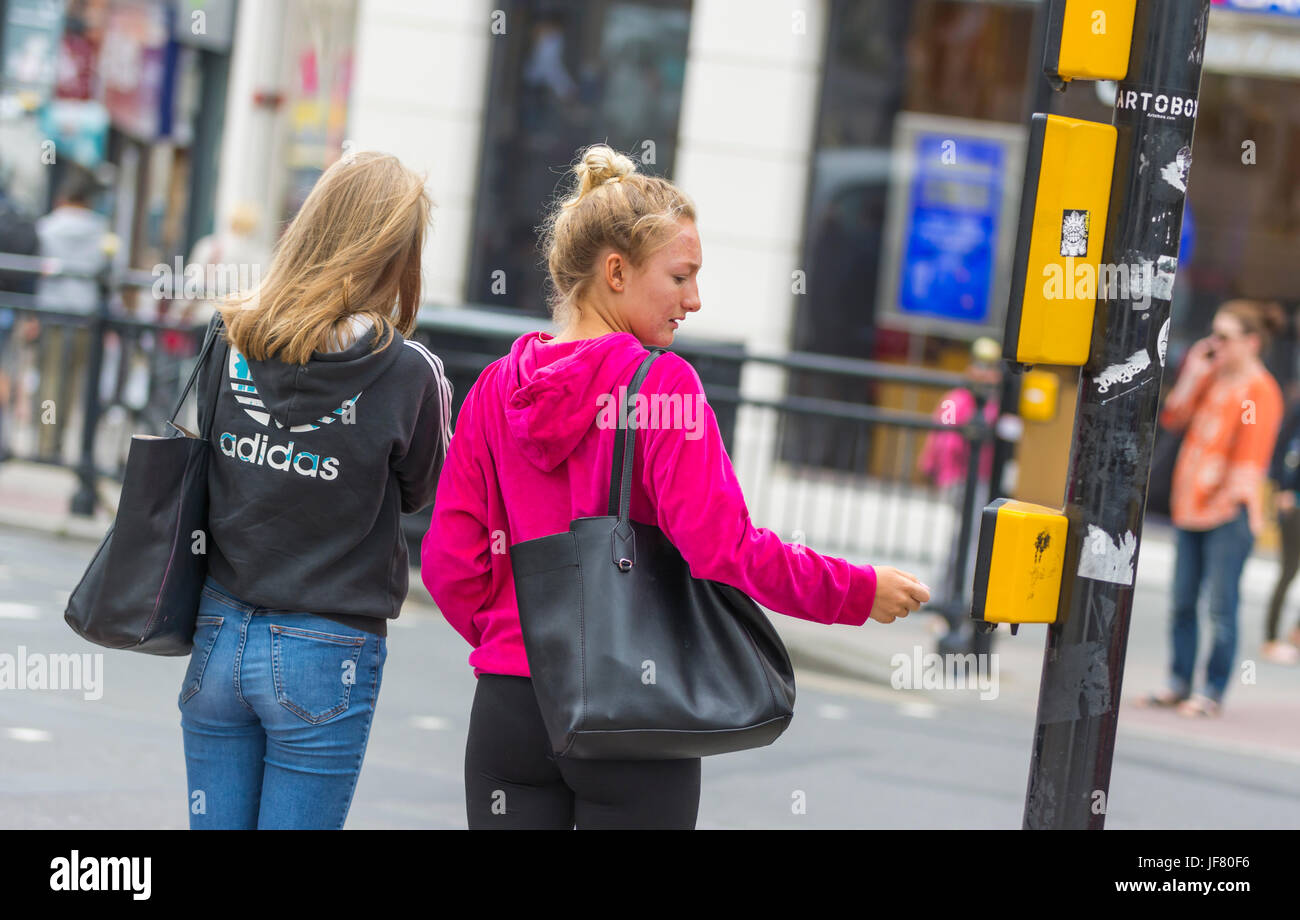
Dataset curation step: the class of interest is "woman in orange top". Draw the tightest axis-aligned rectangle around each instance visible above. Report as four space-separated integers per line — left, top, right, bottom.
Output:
1143 300 1285 717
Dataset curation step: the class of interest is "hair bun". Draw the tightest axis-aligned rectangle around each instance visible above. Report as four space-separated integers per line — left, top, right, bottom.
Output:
567 145 637 207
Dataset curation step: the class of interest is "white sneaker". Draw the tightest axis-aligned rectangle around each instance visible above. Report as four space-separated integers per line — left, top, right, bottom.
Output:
1260 641 1300 665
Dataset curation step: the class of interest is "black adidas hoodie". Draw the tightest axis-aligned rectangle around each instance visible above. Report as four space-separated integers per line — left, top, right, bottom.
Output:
196 314 452 636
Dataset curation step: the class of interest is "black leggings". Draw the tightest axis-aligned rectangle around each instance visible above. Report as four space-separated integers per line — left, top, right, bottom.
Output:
464 673 701 829
1265 506 1300 641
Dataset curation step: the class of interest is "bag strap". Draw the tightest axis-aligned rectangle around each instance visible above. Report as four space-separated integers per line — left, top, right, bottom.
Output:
168 314 224 429
608 348 665 570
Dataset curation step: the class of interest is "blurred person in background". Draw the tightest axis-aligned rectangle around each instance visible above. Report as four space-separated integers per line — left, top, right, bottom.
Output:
917 335 1001 649
180 202 265 327
1141 300 1286 717
32 164 110 460
918 335 1000 502
1262 390 1300 664
0 183 39 459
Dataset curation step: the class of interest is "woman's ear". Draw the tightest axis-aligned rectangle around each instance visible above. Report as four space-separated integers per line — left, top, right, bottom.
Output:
603 251 626 294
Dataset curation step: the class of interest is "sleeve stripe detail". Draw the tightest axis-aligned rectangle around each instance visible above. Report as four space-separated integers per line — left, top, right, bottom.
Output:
404 338 454 453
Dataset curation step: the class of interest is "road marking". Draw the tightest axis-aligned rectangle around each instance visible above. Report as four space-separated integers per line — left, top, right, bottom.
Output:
796 669 940 705
410 715 451 731
0 603 39 619
6 728 51 742
899 701 939 719
815 703 850 720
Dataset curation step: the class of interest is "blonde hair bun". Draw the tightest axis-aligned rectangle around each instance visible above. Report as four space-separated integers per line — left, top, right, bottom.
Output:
566 145 637 208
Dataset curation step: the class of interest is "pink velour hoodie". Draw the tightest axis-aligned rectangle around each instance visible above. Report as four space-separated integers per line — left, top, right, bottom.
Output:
421 330 878 678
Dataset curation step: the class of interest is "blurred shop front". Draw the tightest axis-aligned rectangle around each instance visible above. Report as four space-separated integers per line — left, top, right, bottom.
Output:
0 0 237 294
790 0 1300 499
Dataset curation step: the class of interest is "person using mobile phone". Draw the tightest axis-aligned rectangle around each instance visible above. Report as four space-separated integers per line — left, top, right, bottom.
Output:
1140 300 1285 717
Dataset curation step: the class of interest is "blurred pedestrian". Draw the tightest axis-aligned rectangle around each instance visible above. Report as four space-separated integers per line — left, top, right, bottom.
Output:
917 335 1001 647
0 185 39 458
179 201 264 327
918 336 1000 526
1141 300 1286 716
32 165 110 461
179 152 452 829
423 144 930 830
1262 391 1300 664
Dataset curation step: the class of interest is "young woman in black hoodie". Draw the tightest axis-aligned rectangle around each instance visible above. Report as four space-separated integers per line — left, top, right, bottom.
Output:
180 152 452 829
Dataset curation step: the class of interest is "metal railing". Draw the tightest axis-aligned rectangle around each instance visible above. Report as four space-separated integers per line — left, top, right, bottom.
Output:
0 254 997 637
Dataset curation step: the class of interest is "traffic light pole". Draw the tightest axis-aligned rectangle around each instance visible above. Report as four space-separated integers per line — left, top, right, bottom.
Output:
1023 0 1211 829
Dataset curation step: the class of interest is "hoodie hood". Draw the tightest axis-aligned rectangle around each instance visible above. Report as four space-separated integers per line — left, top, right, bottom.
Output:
503 331 649 472
241 326 405 429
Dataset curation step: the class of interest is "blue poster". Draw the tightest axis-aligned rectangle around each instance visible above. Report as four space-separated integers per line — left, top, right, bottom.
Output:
898 133 1007 325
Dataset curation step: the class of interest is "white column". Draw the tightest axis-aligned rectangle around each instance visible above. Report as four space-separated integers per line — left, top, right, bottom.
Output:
672 0 829 354
213 0 288 261
347 0 495 306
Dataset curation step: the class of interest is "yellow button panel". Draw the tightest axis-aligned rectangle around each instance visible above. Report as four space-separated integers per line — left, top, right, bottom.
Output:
1019 368 1060 423
971 499 1068 625
1045 0 1136 84
1004 114 1117 367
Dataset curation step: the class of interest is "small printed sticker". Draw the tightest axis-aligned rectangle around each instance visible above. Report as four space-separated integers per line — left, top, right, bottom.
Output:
1061 209 1090 257
1157 317 1170 367
1096 349 1152 394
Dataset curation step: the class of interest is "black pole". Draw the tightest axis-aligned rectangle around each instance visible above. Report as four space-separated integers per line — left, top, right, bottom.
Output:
987 0 1055 502
1023 0 1211 830
70 273 109 516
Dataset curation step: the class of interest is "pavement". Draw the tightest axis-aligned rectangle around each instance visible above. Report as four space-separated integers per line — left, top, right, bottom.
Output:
0 457 1294 826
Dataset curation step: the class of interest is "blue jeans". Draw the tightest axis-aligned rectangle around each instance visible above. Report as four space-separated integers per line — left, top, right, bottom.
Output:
178 576 387 829
1170 507 1253 704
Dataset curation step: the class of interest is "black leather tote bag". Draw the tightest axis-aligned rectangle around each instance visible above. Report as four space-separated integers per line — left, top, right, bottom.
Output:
510 347 796 759
64 314 226 655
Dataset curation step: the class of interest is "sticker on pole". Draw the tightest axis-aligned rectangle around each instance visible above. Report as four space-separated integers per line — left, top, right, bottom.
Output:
1077 524 1136 585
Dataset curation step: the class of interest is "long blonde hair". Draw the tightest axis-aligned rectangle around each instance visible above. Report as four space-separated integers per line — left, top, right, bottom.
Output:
221 151 432 364
539 144 695 327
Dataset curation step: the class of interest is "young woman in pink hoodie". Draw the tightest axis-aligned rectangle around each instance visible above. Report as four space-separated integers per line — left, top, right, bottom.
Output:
423 144 929 829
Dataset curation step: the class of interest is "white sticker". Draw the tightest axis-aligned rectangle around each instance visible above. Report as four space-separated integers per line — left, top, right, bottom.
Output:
1096 349 1151 394
1160 146 1192 193
1157 317 1170 367
1077 524 1137 586
1152 255 1177 301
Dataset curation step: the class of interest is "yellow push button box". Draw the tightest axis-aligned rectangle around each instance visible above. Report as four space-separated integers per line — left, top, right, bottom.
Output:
1044 0 1136 86
971 499 1068 632
1019 368 1060 423
1003 114 1117 368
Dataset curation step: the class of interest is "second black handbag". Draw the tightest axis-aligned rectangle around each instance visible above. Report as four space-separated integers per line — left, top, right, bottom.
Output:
64 314 227 655
509 347 796 760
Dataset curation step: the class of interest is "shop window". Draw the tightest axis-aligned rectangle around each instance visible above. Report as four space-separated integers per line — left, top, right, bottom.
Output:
467 0 692 316
790 0 1035 475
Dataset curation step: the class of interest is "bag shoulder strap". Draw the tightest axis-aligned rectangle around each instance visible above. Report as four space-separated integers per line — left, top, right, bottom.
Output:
169 313 224 428
607 348 666 520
